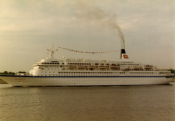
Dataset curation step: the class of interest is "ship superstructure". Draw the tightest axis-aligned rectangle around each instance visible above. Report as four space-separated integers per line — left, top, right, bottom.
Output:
29 50 159 77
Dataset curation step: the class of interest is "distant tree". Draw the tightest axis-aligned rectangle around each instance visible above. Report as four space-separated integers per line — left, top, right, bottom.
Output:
3 71 8 74
8 72 15 75
19 71 26 73
168 69 175 74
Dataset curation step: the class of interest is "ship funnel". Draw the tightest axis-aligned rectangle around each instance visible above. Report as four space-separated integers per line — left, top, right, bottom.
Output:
120 36 129 59
120 49 129 59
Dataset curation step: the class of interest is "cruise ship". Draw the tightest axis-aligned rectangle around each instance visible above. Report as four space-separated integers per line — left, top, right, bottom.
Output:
0 42 174 86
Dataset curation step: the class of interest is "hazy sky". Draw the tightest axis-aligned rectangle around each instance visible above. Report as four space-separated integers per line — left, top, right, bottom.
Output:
0 0 174 72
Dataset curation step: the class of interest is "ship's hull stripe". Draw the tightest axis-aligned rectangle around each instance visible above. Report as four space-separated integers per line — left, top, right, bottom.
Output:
0 75 172 78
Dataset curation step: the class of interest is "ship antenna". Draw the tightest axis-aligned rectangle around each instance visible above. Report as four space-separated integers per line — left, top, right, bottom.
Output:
52 43 54 50
46 44 55 59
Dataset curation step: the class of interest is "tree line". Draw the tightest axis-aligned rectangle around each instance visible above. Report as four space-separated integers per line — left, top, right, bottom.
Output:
167 69 175 74
0 71 26 75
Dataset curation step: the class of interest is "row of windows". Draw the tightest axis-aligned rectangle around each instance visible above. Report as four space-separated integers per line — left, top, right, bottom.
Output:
69 63 91 65
131 72 155 74
38 74 160 77
40 72 126 74
40 63 110 66
41 63 64 65
159 72 169 74
39 71 158 73
39 65 117 68
58 72 120 74
40 63 120 66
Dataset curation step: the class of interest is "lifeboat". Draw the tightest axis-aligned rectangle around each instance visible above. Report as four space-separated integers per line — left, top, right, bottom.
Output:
132 66 144 71
109 64 120 69
68 65 76 69
88 66 96 68
143 65 153 69
98 66 107 69
77 65 86 69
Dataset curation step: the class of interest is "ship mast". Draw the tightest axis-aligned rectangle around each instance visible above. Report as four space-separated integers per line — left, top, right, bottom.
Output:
46 43 55 59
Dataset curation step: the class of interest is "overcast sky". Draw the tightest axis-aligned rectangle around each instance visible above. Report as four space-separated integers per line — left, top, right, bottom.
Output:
0 0 174 72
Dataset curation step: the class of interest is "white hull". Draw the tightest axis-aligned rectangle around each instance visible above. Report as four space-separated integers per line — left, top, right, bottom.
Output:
0 76 172 86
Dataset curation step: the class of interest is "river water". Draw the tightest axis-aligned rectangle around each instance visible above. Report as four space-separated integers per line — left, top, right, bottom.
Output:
0 83 175 121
